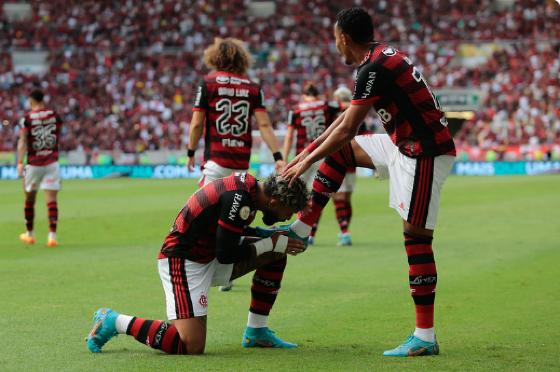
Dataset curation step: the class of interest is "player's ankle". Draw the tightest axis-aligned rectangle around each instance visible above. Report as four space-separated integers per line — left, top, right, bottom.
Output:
291 220 312 237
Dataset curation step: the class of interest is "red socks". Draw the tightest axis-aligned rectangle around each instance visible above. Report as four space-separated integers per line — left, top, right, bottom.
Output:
404 232 437 328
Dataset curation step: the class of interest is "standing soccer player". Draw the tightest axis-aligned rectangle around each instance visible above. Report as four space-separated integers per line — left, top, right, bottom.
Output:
187 37 285 185
16 90 63 247
283 8 456 356
86 173 309 355
282 82 340 244
188 37 286 291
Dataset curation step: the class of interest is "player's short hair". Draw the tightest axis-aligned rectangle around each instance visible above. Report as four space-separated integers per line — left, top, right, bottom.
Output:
203 37 253 75
334 86 352 103
336 8 374 44
29 89 44 103
303 82 320 97
263 174 309 211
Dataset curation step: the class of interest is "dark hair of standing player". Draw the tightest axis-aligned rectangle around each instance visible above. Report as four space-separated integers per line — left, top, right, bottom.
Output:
29 89 44 103
203 37 253 75
302 82 320 97
335 7 374 44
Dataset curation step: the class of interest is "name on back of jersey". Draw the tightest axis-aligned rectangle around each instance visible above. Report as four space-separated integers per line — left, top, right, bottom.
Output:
218 87 249 98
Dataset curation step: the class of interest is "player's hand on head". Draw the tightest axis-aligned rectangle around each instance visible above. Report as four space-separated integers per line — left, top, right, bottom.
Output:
283 160 311 186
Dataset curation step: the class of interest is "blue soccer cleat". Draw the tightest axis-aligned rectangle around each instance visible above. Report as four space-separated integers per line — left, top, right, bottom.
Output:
86 308 119 353
383 334 439 357
242 327 298 349
337 233 352 246
286 224 309 248
254 225 290 238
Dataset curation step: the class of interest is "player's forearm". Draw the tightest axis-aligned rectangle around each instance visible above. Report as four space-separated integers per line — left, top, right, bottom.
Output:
311 110 346 148
188 126 203 151
282 130 293 161
307 121 354 164
259 122 281 154
16 136 27 164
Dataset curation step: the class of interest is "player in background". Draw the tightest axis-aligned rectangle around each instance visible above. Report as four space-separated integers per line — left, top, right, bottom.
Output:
187 37 285 185
87 173 309 355
16 90 63 247
188 38 285 292
282 82 340 244
283 8 456 356
330 86 367 246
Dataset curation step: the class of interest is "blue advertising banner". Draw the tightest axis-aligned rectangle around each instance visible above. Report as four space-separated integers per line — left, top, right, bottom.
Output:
1 161 559 180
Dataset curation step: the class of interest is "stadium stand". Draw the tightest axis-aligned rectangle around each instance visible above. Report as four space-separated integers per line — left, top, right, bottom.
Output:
0 0 558 160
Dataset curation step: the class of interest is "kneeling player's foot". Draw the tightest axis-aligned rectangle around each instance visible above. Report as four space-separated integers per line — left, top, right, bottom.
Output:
242 327 298 349
254 225 290 238
86 308 119 353
337 233 352 246
383 334 439 357
19 232 35 245
47 238 58 248
219 282 234 292
287 224 309 248
307 236 315 246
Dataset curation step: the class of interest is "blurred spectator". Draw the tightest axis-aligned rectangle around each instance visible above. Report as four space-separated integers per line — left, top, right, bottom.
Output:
0 0 558 160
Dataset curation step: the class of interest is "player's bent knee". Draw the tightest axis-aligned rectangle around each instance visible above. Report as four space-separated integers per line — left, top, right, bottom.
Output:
186 341 206 355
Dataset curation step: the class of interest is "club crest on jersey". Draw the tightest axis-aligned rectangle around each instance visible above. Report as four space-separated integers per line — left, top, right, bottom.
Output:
382 46 397 56
229 193 243 221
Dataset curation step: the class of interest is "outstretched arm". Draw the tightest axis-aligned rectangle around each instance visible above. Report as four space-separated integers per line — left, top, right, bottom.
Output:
187 111 205 171
282 104 369 182
255 111 285 172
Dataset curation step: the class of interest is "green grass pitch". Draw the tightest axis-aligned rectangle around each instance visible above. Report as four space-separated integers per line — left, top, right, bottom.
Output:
1 175 559 371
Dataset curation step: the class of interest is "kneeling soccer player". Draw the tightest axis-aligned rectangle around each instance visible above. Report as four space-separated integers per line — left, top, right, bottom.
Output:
86 173 309 355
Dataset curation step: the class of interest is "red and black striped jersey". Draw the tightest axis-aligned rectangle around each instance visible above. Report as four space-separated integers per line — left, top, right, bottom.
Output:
351 43 456 158
193 71 266 170
20 108 63 166
287 100 340 154
159 172 258 263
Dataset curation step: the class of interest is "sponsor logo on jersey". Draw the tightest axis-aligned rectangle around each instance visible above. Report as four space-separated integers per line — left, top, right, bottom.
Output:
228 193 243 221
361 71 377 99
216 75 230 84
382 46 397 56
239 206 251 220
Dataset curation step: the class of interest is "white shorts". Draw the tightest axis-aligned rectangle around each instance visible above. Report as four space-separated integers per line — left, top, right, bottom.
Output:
354 134 455 230
338 172 356 193
158 257 234 319
199 160 246 186
24 161 61 192
300 161 321 190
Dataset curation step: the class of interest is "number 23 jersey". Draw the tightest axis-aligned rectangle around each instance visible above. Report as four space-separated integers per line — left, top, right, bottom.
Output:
21 108 63 166
193 71 266 170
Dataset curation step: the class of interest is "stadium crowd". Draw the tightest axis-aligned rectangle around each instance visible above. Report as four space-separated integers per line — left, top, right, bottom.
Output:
0 0 559 159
